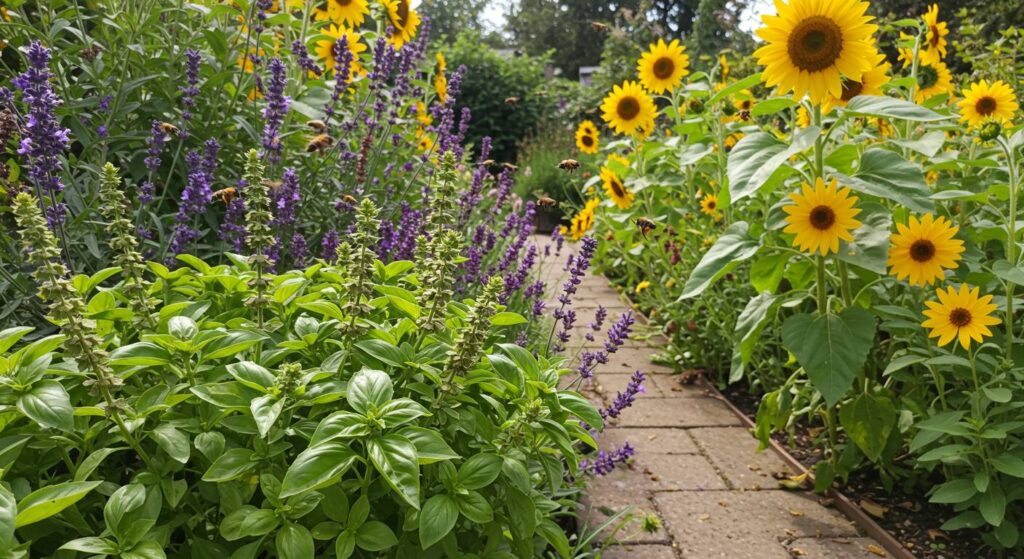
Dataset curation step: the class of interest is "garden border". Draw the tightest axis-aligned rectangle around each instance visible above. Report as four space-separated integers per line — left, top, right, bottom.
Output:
701 379 917 559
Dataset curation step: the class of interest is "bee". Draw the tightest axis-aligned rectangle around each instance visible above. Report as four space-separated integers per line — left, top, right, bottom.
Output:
481 159 497 167
502 162 519 171
306 133 333 153
591 21 609 31
341 194 358 205
557 159 581 173
212 187 237 203
158 122 180 137
307 119 328 132
504 96 520 105
635 217 657 238
537 195 558 207
261 179 284 190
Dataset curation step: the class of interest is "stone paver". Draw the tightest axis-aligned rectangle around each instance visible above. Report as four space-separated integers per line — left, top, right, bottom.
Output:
690 427 795 490
599 544 678 559
598 428 700 455
579 491 671 544
529 235 886 559
787 537 889 558
654 491 860 558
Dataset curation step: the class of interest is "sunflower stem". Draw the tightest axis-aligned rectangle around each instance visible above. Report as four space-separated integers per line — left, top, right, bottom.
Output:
1000 137 1018 356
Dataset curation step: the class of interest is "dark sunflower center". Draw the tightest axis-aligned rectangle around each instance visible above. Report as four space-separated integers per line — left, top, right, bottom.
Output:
787 16 844 72
929 25 940 47
617 97 641 121
582 135 594 147
741 100 752 110
841 79 864 101
335 0 352 6
917 65 938 89
910 239 936 262
809 205 836 230
611 179 626 198
653 57 675 80
395 0 409 28
976 96 997 116
949 307 972 327
707 201 717 210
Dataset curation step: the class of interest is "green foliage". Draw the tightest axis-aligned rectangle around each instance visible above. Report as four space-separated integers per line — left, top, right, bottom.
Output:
445 30 562 161
0 234 602 557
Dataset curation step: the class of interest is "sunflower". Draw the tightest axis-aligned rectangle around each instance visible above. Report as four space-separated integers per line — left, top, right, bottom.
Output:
416 129 434 153
922 284 1000 350
382 0 421 47
823 51 890 113
754 0 878 105
920 4 948 66
315 25 367 79
733 90 756 114
724 131 744 149
412 101 433 127
569 199 600 240
888 214 964 286
719 53 730 83
796 105 811 128
911 59 953 104
958 79 1018 129
637 39 690 94
600 81 657 136
783 177 862 256
600 165 632 209
434 74 448 103
575 121 600 154
316 0 368 26
700 193 719 217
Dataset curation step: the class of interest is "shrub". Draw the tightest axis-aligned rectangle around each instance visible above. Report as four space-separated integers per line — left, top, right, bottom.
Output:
0 156 605 557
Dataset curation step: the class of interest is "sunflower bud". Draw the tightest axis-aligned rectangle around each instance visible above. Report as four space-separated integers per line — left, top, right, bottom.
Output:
978 119 1003 142
687 99 705 114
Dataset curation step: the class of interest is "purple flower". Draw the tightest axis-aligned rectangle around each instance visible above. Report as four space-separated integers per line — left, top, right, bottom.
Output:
601 371 645 419
291 232 308 267
322 228 340 262
580 442 635 476
550 227 565 256
325 36 355 123
604 311 635 354
145 120 165 174
219 182 247 252
291 39 322 77
166 142 218 264
270 168 300 266
180 49 201 128
12 41 71 227
261 57 290 162
585 305 607 342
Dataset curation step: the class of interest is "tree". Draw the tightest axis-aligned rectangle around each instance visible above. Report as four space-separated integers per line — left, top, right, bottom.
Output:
419 0 492 42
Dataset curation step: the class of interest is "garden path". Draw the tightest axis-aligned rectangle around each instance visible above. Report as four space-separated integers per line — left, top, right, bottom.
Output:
531 235 888 559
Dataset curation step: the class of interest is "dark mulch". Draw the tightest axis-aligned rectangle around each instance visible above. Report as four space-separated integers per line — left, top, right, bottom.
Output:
702 378 988 559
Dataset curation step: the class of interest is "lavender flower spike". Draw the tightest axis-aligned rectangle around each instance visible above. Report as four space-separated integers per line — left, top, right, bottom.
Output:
261 57 290 162
12 41 71 227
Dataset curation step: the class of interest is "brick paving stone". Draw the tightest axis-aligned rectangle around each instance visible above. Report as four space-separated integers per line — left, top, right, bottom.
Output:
612 397 742 428
787 537 889 558
587 454 727 493
597 427 700 455
689 427 795 490
598 544 678 559
579 491 670 544
654 491 860 559
589 372 674 398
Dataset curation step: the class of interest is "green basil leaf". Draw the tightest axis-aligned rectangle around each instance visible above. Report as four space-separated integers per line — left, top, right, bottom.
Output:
367 435 420 509
280 442 357 498
419 494 458 550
